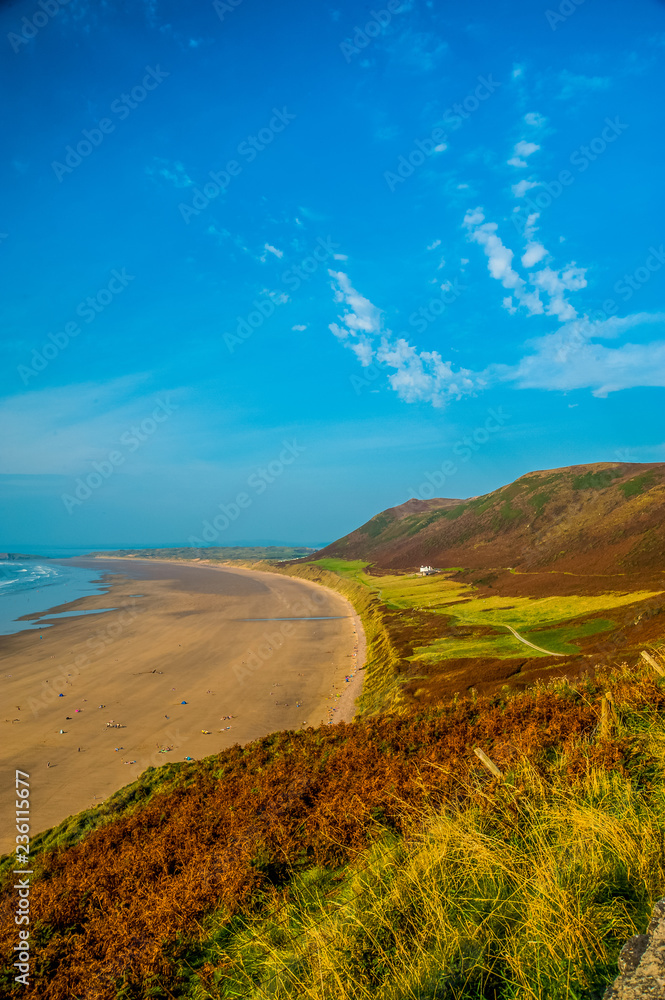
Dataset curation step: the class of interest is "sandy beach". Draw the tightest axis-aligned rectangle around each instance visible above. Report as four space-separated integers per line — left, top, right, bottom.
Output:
0 559 365 855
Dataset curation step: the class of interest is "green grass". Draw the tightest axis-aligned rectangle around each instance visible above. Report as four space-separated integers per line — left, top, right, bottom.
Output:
362 572 659 663
619 472 657 499
523 619 616 654
371 574 655 627
572 469 622 490
363 513 395 538
411 620 616 662
308 558 371 581
529 490 553 514
411 632 548 662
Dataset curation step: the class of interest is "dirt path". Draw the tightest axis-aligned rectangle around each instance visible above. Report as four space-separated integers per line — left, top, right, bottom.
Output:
498 623 566 656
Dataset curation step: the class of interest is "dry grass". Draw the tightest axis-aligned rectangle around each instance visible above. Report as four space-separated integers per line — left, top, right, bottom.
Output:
185 731 665 1000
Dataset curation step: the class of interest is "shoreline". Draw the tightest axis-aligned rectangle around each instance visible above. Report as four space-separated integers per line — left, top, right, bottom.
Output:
0 559 366 854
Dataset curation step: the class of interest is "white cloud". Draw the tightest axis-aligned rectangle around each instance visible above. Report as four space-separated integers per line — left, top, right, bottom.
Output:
328 271 481 407
521 242 547 268
427 239 441 250
512 64 524 79
333 253 348 261
531 265 587 320
507 140 540 168
463 208 543 315
524 112 547 127
464 202 665 398
292 324 307 331
262 243 284 260
513 140 540 158
511 179 539 198
464 208 588 321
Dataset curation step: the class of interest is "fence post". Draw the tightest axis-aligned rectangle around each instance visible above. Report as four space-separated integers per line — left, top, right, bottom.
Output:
473 748 504 780
641 651 665 678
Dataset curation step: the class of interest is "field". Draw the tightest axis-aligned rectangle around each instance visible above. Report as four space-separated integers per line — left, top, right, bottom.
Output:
365 571 660 661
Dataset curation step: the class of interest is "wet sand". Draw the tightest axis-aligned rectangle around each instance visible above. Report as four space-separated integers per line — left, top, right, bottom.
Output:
0 559 365 855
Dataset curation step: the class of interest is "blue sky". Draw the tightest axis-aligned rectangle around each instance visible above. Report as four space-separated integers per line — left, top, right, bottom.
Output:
1 0 664 550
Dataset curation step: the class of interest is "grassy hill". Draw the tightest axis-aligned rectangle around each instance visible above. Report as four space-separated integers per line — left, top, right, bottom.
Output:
318 462 665 584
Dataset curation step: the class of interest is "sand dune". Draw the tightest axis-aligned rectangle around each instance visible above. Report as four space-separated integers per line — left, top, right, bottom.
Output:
0 559 365 854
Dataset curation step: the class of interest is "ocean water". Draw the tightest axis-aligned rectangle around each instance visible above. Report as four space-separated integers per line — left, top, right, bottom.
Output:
0 561 111 636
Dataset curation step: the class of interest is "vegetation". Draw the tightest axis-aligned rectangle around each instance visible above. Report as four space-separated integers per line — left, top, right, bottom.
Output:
619 471 657 498
359 569 658 664
572 469 622 490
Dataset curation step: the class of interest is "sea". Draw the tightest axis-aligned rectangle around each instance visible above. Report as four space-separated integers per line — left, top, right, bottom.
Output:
0 560 112 637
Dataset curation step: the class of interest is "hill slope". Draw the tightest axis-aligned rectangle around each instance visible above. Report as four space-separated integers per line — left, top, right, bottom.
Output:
320 462 665 579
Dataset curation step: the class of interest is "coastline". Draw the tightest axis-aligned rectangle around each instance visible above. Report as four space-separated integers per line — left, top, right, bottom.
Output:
0 559 366 854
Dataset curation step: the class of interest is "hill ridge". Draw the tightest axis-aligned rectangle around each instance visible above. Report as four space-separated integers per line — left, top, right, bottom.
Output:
319 461 665 580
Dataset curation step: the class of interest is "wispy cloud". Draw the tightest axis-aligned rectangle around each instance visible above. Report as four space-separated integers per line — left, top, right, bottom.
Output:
0 375 182 475
511 179 540 198
463 203 665 396
146 158 193 188
261 243 284 261
558 71 611 100
381 27 447 73
502 314 665 397
328 271 481 407
507 140 540 168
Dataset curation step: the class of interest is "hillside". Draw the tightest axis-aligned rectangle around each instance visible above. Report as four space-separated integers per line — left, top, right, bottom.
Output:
318 462 665 584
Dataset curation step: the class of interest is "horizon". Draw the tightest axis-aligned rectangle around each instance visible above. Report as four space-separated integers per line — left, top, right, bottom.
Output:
1 0 664 549
2 455 660 555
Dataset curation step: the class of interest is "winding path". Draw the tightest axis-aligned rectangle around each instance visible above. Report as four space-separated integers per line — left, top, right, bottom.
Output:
461 618 566 656
495 622 566 657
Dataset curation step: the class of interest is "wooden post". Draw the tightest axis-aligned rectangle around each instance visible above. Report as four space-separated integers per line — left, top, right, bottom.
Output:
473 748 504 780
641 651 665 678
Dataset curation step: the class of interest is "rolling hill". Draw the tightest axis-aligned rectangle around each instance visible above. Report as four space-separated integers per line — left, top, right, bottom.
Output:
319 462 665 583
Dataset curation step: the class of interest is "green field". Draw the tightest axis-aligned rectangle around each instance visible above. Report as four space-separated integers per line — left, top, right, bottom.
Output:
333 567 660 661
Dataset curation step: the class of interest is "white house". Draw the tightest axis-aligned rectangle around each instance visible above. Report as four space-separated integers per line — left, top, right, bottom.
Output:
419 565 436 576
